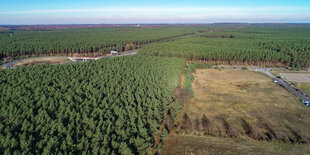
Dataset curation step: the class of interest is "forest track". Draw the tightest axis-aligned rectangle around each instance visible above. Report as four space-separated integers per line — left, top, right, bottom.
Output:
1 56 67 69
1 50 138 69
152 114 168 154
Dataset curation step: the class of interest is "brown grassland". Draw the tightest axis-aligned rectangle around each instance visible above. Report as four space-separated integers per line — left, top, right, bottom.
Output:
270 70 310 95
14 57 70 67
162 69 310 154
162 135 310 155
297 83 310 95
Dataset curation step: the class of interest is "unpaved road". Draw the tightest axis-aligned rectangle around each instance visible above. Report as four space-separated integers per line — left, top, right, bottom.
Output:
1 50 138 69
1 56 67 69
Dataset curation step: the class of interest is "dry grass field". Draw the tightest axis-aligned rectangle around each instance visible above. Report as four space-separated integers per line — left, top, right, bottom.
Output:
297 83 310 95
162 135 310 155
14 57 70 67
162 69 310 154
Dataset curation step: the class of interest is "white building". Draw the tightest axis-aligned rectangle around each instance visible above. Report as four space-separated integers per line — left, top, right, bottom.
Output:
111 51 118 55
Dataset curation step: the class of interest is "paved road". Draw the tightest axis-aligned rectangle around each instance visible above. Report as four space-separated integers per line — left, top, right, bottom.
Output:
215 66 310 103
252 68 310 103
1 50 138 69
279 73 310 83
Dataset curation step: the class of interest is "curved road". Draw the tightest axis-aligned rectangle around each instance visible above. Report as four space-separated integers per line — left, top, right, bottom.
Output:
251 67 310 103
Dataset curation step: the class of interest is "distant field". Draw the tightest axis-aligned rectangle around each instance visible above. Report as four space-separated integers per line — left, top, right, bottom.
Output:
163 69 310 154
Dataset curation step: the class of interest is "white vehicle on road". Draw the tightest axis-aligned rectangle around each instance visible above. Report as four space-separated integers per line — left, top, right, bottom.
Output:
301 100 310 106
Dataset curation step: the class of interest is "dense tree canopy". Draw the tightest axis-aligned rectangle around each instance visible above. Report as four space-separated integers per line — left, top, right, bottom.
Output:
139 26 310 68
0 56 185 154
1 24 310 154
0 27 205 59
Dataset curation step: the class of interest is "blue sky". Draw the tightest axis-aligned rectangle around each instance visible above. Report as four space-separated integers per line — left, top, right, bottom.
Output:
1 0 310 24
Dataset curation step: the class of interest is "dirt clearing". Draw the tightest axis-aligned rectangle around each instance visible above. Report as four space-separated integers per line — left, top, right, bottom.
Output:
14 57 70 67
280 73 310 83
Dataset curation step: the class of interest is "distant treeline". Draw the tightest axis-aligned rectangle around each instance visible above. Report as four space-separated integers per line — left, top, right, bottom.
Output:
0 27 208 59
1 25 309 68
139 27 310 69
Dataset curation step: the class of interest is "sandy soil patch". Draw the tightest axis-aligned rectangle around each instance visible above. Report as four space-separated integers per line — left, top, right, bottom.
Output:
280 73 310 83
14 57 69 67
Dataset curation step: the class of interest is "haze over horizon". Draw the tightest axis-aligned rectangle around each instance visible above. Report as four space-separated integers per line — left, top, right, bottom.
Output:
1 0 310 25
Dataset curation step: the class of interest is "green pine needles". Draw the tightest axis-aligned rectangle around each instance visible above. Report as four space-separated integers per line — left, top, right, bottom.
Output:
0 56 185 154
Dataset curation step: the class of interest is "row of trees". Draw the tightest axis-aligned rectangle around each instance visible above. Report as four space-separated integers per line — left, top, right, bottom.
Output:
139 37 292 65
258 40 310 69
139 27 310 68
0 27 202 59
0 56 185 154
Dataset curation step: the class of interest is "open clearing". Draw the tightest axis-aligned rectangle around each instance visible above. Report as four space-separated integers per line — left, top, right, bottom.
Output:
163 69 310 154
13 57 70 67
162 135 310 155
280 73 310 83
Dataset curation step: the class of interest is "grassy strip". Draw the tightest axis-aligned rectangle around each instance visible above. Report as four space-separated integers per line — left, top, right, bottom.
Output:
185 62 213 97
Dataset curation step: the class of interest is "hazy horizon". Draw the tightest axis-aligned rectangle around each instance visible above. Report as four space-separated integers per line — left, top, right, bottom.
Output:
2 23 310 26
1 0 310 25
